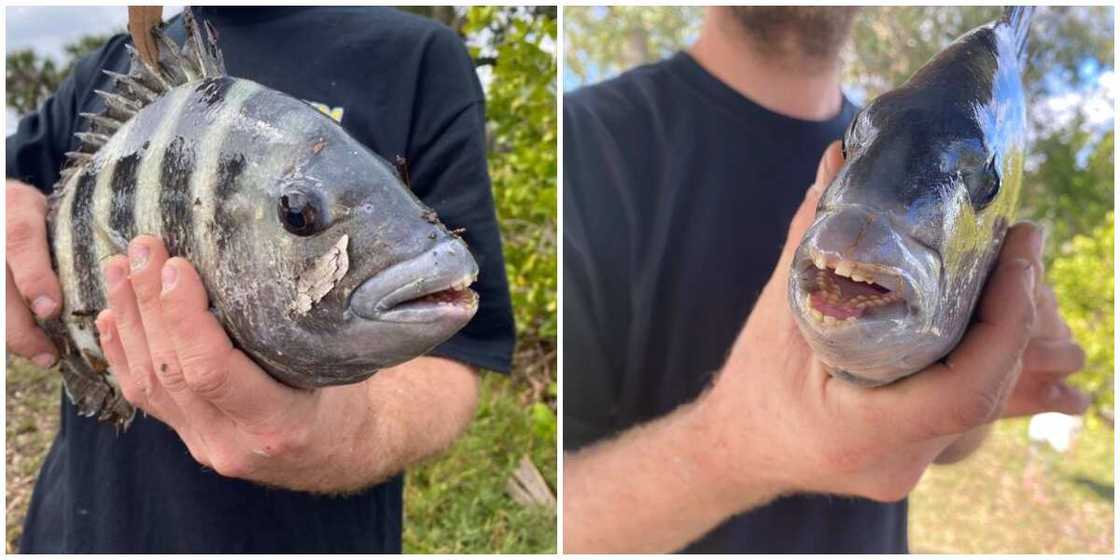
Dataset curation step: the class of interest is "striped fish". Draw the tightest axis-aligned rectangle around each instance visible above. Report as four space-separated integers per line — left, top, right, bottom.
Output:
43 10 480 429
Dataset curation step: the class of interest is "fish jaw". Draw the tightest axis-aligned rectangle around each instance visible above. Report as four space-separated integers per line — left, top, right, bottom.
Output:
788 206 948 385
348 236 478 325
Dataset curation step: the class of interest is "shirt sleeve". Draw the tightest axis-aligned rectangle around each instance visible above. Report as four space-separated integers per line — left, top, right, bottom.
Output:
404 25 516 374
560 91 636 450
6 35 128 192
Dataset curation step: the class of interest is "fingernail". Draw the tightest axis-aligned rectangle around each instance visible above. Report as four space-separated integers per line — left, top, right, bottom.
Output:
129 244 150 272
103 262 125 289
31 296 57 318
97 320 112 344
161 263 178 292
32 353 56 368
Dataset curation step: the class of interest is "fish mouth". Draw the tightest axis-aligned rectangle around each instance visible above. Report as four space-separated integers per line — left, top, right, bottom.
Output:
795 248 919 329
349 239 479 324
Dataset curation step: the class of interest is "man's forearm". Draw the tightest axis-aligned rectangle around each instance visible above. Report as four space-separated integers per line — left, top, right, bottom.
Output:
564 392 784 553
330 357 480 493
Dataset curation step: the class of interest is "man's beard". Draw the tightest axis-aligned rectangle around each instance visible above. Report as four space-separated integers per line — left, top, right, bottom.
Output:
728 7 859 62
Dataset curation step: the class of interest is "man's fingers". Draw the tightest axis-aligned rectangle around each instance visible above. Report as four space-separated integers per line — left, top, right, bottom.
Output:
6 266 58 366
778 141 844 269
883 257 1036 440
1040 383 1092 416
1033 285 1071 339
94 310 143 407
126 237 187 391
814 140 845 191
6 181 63 320
160 257 304 427
1023 338 1086 379
1005 380 1092 418
998 222 1043 292
102 255 161 409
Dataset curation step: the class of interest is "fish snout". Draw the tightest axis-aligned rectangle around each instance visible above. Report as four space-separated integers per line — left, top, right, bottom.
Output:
349 238 479 324
789 206 944 384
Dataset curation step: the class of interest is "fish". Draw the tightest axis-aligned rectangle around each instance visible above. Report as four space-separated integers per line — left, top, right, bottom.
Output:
39 10 480 429
788 6 1032 386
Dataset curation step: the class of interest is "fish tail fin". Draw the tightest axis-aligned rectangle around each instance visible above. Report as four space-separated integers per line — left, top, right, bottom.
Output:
1002 6 1034 61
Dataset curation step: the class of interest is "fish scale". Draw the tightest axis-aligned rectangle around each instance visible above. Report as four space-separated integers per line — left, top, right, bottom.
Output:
40 9 480 429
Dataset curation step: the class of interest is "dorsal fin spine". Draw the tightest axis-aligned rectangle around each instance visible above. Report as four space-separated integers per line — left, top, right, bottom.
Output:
54 7 228 196
1002 6 1034 62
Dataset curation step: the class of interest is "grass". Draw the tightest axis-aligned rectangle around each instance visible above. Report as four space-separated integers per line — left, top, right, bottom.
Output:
403 374 556 553
5 357 556 553
909 417 1114 553
5 358 61 553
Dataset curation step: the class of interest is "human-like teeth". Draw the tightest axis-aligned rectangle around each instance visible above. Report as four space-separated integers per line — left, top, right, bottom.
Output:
833 260 853 277
813 254 827 269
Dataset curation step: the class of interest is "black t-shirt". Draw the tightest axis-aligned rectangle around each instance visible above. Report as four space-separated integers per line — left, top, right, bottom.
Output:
7 7 515 553
563 52 907 553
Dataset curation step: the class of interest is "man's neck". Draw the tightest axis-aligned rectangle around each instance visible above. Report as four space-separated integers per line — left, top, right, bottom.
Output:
688 9 844 122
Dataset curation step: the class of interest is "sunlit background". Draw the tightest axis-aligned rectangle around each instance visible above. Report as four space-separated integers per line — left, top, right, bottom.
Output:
565 6 1114 554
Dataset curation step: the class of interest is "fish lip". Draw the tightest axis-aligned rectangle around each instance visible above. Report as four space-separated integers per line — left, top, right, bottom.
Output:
793 246 926 330
348 238 480 324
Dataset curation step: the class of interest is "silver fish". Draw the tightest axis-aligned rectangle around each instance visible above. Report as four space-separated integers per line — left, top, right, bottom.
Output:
788 7 1032 386
42 11 479 428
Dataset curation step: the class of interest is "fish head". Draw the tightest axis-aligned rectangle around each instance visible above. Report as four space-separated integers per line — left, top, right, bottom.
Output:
788 87 1020 385
216 105 478 388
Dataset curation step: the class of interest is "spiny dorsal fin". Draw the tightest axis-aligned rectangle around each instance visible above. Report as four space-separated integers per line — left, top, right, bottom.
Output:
54 7 227 196
1002 6 1034 63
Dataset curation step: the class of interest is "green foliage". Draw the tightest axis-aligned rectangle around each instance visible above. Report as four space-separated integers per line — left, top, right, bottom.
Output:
1024 129 1114 258
564 7 700 85
844 7 1114 143
6 33 115 115
1048 212 1114 421
403 375 556 553
465 7 558 355
407 8 559 554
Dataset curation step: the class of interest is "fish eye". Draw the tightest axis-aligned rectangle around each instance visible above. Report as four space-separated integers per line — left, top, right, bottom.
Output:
966 157 1001 209
278 191 322 236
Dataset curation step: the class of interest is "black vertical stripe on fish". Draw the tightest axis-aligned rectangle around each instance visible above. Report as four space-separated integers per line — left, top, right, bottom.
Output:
196 75 236 107
159 137 197 257
109 151 142 241
70 170 104 310
213 153 247 252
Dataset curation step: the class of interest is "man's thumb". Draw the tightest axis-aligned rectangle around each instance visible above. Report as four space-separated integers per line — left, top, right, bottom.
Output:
780 141 844 264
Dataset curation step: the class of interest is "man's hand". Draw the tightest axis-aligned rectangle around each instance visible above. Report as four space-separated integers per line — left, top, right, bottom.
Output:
565 142 1052 553
704 141 1041 502
1002 270 1089 418
6 180 63 368
933 241 1088 464
97 235 479 492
